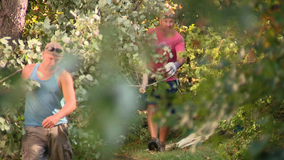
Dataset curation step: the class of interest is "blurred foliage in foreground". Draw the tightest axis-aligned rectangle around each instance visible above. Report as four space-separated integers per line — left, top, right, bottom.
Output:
1 0 284 159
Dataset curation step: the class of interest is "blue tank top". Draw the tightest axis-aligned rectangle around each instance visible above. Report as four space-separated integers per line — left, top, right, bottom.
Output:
24 63 67 127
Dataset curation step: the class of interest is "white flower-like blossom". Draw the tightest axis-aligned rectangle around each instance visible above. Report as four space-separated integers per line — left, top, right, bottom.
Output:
94 15 101 21
94 30 100 36
133 24 140 31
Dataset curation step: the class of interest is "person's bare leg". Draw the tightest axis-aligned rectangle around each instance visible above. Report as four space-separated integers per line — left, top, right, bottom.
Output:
159 126 170 142
147 104 161 151
159 126 170 151
147 104 158 138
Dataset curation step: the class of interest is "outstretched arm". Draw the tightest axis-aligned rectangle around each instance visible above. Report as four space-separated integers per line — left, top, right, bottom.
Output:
42 70 77 128
174 38 187 67
176 51 186 67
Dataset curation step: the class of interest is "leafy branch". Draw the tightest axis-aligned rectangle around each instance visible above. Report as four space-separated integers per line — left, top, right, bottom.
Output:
0 69 22 84
133 0 143 11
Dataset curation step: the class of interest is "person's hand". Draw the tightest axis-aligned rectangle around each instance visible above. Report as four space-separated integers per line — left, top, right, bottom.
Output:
42 115 61 128
165 62 180 76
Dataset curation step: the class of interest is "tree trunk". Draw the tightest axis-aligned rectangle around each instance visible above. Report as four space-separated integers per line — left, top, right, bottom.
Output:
0 0 28 43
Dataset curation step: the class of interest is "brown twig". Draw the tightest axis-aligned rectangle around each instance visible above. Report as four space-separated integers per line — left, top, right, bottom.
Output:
121 71 133 86
255 102 274 119
130 73 175 88
240 48 254 67
133 0 143 11
139 73 148 93
217 39 225 53
4 111 15 130
276 111 283 121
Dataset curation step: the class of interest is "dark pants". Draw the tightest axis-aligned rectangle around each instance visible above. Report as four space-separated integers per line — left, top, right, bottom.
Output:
143 79 178 113
22 124 73 160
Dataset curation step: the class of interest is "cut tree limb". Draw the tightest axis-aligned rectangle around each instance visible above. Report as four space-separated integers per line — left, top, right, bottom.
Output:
165 132 214 151
139 73 148 93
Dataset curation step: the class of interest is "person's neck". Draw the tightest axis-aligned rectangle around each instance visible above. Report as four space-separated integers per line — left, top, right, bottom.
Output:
159 27 175 38
38 64 57 78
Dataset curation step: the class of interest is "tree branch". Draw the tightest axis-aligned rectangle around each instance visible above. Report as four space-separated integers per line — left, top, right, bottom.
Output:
0 69 23 84
133 0 143 11
217 39 225 53
5 111 15 130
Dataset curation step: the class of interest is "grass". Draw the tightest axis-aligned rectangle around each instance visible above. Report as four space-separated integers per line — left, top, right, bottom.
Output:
114 139 224 160
111 113 225 160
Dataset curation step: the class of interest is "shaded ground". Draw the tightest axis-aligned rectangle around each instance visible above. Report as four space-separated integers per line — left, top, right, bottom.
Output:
113 155 137 160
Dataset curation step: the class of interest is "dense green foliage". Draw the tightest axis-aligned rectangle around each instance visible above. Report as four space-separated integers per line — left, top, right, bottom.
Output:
1 0 284 159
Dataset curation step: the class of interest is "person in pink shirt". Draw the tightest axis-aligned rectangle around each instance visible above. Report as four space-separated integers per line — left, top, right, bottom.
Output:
145 11 186 152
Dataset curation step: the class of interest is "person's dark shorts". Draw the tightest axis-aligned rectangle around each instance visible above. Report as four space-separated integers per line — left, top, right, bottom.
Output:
142 79 178 113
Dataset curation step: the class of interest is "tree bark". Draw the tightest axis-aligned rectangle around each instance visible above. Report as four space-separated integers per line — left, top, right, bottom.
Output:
0 0 28 42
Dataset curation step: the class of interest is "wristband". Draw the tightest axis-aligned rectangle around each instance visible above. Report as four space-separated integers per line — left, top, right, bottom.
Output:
174 62 181 69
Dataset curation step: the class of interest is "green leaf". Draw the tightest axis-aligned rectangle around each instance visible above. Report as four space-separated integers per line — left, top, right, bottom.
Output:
99 0 107 7
62 36 71 44
84 41 89 46
0 117 5 124
43 17 51 29
0 37 10 45
70 10 77 18
79 75 85 80
89 66 96 72
18 39 25 50
0 60 7 68
140 15 146 20
117 17 124 24
86 74 93 81
123 20 131 27
0 141 5 148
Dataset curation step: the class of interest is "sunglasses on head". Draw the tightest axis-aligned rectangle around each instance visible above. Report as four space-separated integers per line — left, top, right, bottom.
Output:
45 47 62 53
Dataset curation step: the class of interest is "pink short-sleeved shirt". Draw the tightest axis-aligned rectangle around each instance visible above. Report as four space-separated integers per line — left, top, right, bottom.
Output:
148 26 185 81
